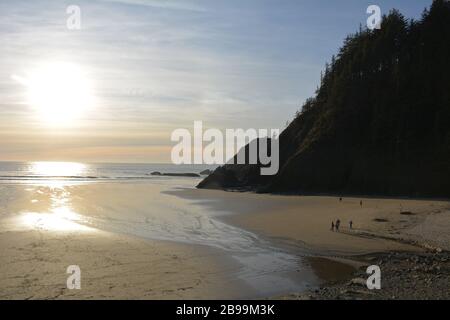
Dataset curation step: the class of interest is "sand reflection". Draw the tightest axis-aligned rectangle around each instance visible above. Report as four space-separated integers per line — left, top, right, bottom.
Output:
22 207 93 232
20 184 94 232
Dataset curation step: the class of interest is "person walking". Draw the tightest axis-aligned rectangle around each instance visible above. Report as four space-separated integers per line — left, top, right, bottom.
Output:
336 219 341 232
331 221 335 232
349 220 353 229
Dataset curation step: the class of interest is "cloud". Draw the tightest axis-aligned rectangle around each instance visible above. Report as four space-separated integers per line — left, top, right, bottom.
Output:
98 0 206 12
0 0 430 162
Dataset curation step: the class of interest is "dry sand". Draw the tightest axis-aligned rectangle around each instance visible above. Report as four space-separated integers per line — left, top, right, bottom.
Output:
172 188 450 300
173 188 450 255
2 181 449 300
0 183 249 300
0 220 248 300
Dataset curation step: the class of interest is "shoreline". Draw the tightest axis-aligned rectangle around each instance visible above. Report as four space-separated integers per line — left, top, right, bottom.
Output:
171 187 450 299
0 182 257 300
171 188 442 254
1 180 449 300
0 181 318 299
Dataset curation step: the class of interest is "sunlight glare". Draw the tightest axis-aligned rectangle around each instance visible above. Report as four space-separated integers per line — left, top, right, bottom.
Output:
22 208 93 232
22 62 95 125
31 161 86 177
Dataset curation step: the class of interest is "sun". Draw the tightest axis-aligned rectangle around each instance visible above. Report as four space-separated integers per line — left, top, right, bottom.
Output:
19 62 95 125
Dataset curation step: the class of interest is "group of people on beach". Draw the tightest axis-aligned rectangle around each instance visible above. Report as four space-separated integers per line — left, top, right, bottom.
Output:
332 197 357 232
331 219 352 232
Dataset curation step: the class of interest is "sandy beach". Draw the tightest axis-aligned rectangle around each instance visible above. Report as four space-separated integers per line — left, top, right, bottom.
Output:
1 179 449 300
171 188 450 299
0 222 242 299
0 182 250 299
173 188 450 254
0 180 318 300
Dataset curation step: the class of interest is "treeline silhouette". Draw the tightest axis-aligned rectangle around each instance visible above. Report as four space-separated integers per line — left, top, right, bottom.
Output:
198 0 450 197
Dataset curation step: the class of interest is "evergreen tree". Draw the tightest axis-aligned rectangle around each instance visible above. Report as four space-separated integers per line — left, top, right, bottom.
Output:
199 1 450 197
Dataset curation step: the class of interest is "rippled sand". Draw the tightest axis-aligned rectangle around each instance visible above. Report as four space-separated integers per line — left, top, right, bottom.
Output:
172 188 450 255
0 180 316 299
3 179 445 299
0 182 252 299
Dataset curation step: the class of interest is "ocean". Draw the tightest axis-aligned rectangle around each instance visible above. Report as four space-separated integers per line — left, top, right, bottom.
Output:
0 161 217 183
0 161 316 297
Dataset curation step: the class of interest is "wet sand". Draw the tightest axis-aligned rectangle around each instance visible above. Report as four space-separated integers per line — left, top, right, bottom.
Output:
0 220 243 299
172 188 450 254
0 183 250 299
2 181 449 299
171 188 450 299
0 182 318 299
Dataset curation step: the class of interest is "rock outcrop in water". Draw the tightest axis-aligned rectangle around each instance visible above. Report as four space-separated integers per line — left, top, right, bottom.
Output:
198 1 450 197
150 172 200 177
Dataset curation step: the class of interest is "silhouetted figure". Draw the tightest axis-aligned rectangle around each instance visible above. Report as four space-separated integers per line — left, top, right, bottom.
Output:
331 221 335 232
360 200 363 207
349 220 353 229
339 197 342 202
335 219 341 232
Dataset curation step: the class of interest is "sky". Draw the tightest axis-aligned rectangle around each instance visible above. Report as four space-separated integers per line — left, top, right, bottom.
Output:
0 0 431 163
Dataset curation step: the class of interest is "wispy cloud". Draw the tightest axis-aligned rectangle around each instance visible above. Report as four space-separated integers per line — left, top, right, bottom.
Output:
0 0 431 162
98 0 206 12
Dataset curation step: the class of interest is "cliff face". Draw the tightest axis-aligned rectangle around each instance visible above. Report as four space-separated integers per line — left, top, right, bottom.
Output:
198 1 450 197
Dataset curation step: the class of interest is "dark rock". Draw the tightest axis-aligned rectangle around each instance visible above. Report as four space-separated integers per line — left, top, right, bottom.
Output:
197 166 242 189
151 172 200 177
348 278 366 287
162 173 200 177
